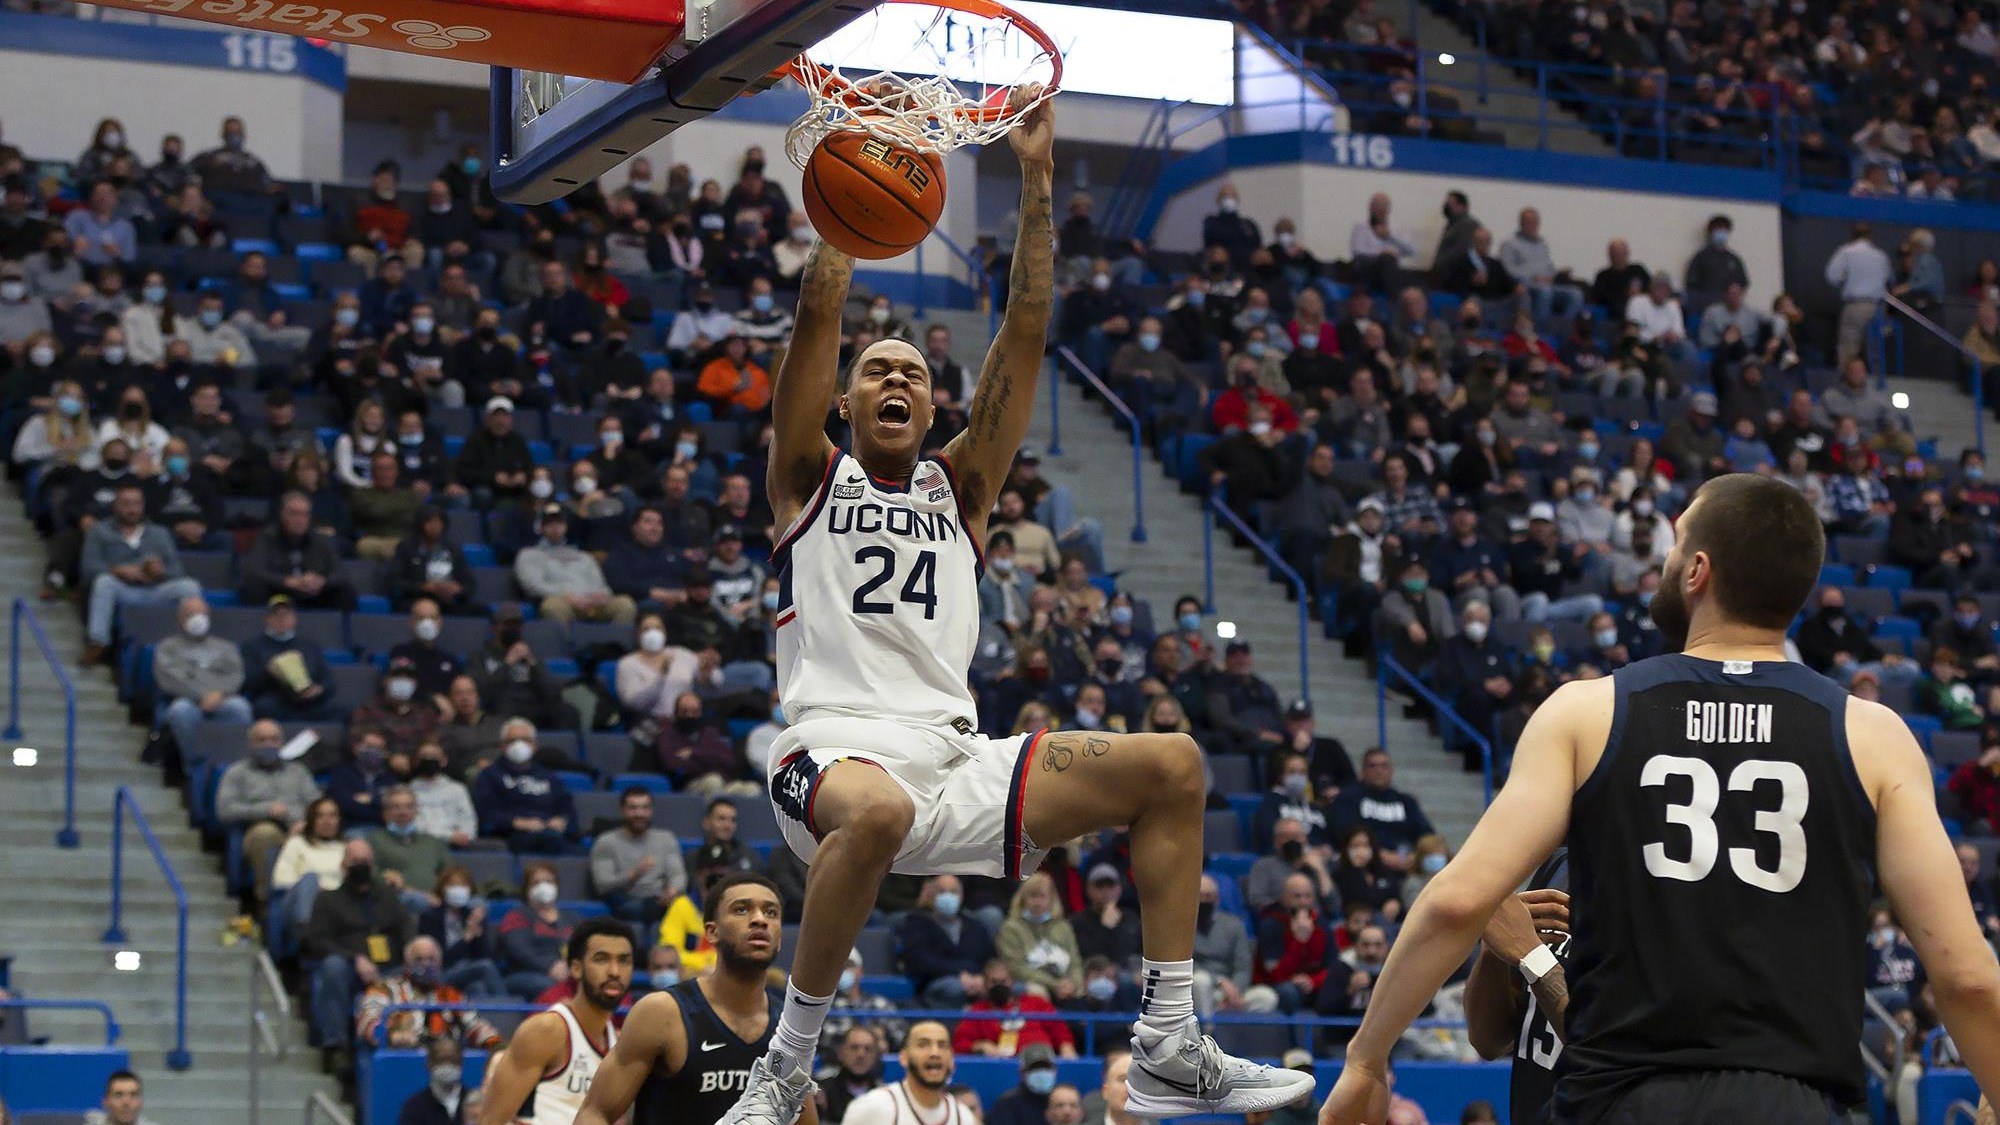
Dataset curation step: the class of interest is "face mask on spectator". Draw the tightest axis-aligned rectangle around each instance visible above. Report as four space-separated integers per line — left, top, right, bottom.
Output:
751 293 774 313
335 307 361 329
387 677 417 702
1422 852 1448 875
0 281 26 303
29 345 55 368
1464 620 1489 644
1282 773 1308 798
1967 465 1986 482
185 613 211 638
527 881 559 906
640 628 667 653
1594 628 1618 649
357 744 387 771
412 316 435 336
1277 232 1296 249
102 455 129 476
1186 289 1206 308
400 431 424 448
443 884 472 909
57 395 84 417
1178 611 1202 632
103 345 126 365
428 1062 460 1091
529 478 555 500
1401 577 1428 597
1090 273 1111 292
461 155 482 175
1073 707 1100 728
1197 901 1216 928
1138 332 1161 352
199 309 224 329
407 961 440 988
267 627 296 643
771 704 787 725
1710 229 1730 247
1575 487 1597 504
1218 197 1239 215
505 739 535 765
1577 442 1599 460
763 591 781 612
1023 1068 1054 1095
571 475 597 495
676 440 700 462
412 618 441 644
1249 421 1273 437
1246 341 1266 358
1298 332 1319 350
1109 605 1133 628
165 454 190 477
1086 976 1118 1002
839 968 857 992
1632 498 1654 518
933 891 962 916
870 305 891 325
347 862 373 887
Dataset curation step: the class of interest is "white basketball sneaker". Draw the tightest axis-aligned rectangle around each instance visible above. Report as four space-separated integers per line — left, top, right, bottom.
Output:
717 1056 818 1125
1125 1018 1318 1117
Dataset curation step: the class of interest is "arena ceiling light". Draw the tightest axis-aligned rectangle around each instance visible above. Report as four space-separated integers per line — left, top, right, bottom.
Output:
10 747 35 767
1215 620 1239 640
1437 52 1456 64
113 951 142 972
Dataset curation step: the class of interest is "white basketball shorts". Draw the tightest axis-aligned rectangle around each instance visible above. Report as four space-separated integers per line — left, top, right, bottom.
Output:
766 713 1051 880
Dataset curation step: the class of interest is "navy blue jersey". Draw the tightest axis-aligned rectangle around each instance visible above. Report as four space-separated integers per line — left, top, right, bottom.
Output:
1512 849 1568 1125
635 979 781 1125
1553 655 1876 1119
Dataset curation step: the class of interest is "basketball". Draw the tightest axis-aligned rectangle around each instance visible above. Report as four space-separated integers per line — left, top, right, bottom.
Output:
801 129 946 260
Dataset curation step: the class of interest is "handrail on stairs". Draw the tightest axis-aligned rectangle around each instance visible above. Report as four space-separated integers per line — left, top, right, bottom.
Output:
103 785 191 1070
305 1091 355 1125
1872 293 1986 458
1054 347 1147 542
1201 488 1310 706
4 597 80 848
0 998 121 1044
250 947 292 1125
1376 653 1497 805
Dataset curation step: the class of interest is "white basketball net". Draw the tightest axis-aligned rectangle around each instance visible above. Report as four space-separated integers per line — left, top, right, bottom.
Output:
783 3 1059 169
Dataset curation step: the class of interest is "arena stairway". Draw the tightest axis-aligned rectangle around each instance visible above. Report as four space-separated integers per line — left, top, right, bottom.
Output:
1369 8 1607 158
0 492 339 1124
922 307 1487 843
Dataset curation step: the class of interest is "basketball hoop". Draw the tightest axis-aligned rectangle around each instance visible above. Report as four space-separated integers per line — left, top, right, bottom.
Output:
777 0 1063 169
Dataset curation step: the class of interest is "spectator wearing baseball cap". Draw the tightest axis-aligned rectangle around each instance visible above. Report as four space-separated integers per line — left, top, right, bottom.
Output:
1507 502 1605 625
1280 699 1357 800
706 523 769 624
241 594 341 721
454 397 534 508
351 654 443 760
514 503 637 626
1662 390 1729 482
1070 863 1142 977
1324 498 1401 652
1209 639 1285 754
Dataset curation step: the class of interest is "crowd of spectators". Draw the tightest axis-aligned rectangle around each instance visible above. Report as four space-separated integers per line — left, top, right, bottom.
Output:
1229 0 2000 202
11 92 2000 1121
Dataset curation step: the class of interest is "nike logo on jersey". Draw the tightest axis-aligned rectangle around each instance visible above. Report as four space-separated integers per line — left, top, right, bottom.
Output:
701 1040 727 1051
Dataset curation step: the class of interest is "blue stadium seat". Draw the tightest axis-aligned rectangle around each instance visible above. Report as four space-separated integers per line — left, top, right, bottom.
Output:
1203 809 1243 853
1842 587 1895 623
469 568 516 606
553 770 596 793
1865 565 1913 591
1817 564 1855 589
573 791 622 833
449 850 517 892
584 735 633 776
1209 755 1257 796
461 543 496 569
1904 714 1944 742
612 774 675 797
1933 730 1982 769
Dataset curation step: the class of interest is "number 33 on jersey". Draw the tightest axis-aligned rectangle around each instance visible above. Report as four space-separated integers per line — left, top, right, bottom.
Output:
772 451 983 733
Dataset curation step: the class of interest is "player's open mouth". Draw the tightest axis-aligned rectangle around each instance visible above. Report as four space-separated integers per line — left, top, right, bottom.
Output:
878 396 911 426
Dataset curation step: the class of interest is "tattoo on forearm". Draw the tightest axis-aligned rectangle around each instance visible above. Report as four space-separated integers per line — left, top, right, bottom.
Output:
1531 968 1569 1040
965 171 1055 452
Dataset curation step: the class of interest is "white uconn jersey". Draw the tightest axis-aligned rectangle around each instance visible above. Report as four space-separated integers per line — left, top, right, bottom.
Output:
773 450 981 731
530 1003 615 1125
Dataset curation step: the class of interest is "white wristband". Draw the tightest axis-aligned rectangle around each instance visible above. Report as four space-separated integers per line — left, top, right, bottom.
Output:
1518 943 1559 985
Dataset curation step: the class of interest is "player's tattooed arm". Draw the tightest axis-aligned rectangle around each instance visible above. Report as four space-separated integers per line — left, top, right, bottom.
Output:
1530 966 1569 1039
769 241 849 518
946 85 1055 524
